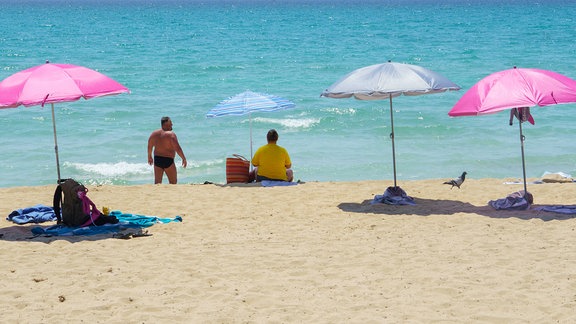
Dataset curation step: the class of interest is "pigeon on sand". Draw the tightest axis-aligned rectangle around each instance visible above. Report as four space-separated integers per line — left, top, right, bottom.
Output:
443 172 467 189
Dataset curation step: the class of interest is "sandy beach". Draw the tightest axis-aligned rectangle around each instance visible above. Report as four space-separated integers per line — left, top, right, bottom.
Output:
2 178 576 323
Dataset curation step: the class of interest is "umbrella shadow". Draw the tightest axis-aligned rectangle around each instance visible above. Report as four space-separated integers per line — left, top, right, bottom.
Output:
0 224 140 243
486 204 576 221
338 197 576 221
339 197 480 217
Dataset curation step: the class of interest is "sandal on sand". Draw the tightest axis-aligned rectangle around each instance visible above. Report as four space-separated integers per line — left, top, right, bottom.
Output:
132 230 152 238
113 232 133 240
113 229 152 239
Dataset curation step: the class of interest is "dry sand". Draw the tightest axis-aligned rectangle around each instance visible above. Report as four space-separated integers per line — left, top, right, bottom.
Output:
1 178 576 323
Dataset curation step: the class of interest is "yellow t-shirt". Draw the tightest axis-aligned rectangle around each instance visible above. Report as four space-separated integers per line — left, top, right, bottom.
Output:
252 143 291 181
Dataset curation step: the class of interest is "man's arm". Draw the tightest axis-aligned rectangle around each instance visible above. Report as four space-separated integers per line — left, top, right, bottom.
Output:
172 134 187 168
285 150 292 169
147 134 155 165
251 148 260 167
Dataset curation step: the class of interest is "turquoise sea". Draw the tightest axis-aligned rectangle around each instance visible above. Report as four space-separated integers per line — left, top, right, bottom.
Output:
1 0 576 187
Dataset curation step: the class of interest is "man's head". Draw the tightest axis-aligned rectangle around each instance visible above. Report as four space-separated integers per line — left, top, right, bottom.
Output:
161 116 172 131
267 129 279 143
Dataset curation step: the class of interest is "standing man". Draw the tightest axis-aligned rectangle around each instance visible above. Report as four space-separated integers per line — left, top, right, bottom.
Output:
251 129 293 182
147 116 187 184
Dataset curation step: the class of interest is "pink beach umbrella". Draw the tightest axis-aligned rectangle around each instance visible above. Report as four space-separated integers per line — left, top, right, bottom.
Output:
0 62 130 183
449 67 576 198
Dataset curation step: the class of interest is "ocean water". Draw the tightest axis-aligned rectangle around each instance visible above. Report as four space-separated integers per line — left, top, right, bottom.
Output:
1 0 576 187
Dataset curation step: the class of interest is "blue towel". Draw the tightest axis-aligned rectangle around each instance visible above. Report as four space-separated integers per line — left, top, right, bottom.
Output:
111 210 182 226
261 180 298 187
535 205 576 214
7 204 57 224
31 223 129 236
30 210 182 236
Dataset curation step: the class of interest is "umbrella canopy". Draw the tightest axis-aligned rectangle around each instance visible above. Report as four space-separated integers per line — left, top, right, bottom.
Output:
322 61 461 100
322 61 460 191
449 67 576 116
206 90 296 160
0 62 129 108
448 67 576 199
0 62 129 182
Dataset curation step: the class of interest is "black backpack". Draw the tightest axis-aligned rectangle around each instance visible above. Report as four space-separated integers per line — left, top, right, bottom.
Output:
53 179 92 227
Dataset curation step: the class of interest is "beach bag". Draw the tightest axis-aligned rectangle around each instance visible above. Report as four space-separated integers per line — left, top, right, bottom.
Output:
53 178 102 227
226 154 251 183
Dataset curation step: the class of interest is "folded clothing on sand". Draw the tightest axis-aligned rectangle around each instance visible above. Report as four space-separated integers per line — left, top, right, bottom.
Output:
7 204 57 224
489 191 532 210
541 172 574 183
372 186 416 205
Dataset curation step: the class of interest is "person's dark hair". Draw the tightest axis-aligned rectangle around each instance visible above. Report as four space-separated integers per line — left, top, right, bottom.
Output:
161 116 170 125
267 129 279 142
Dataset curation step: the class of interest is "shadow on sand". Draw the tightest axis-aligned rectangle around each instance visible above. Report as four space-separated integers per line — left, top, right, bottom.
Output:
0 224 147 243
338 197 576 221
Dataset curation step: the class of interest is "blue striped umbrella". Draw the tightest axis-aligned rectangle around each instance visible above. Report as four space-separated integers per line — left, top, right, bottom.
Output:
207 91 296 159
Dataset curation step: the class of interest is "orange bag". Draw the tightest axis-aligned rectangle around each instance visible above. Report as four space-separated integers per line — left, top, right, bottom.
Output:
226 154 250 183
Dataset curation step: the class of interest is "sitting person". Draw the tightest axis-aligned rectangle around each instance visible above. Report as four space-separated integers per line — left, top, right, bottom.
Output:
251 129 294 182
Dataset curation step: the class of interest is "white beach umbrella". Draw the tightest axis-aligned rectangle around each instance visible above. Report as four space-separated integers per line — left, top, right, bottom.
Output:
322 61 460 193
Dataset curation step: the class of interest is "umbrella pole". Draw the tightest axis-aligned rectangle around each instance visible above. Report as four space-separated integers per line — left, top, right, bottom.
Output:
51 103 62 183
389 96 397 188
249 113 253 170
518 120 528 195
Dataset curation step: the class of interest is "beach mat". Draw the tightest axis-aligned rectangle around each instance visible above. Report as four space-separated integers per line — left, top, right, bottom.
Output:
30 211 182 236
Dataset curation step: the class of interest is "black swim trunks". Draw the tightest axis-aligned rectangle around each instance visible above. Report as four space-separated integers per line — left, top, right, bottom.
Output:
154 156 174 169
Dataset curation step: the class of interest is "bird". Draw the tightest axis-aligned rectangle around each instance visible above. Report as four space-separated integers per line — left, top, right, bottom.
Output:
443 172 467 189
